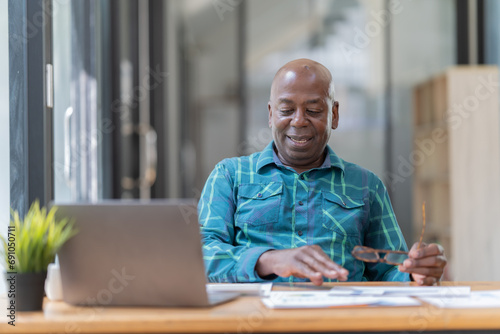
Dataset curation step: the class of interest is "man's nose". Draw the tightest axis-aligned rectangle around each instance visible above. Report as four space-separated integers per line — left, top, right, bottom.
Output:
291 109 308 127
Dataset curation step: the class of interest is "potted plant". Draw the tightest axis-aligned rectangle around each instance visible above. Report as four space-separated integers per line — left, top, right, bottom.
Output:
1 201 77 311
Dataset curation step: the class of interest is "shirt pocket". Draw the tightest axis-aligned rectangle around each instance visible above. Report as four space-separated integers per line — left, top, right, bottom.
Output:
235 182 283 226
321 191 365 237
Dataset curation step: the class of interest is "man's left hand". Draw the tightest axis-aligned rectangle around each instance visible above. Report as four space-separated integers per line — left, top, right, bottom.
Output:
398 242 447 285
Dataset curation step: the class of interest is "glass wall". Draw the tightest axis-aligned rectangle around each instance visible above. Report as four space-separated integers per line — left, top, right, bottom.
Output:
0 1 10 231
179 0 242 197
0 0 9 296
52 0 73 202
52 0 110 202
389 0 455 239
485 0 500 64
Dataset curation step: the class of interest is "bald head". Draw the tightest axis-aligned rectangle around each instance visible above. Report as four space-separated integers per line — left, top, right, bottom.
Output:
267 58 340 173
270 59 335 102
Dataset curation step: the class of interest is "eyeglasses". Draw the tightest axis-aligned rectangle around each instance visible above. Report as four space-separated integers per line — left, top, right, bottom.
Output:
351 202 426 265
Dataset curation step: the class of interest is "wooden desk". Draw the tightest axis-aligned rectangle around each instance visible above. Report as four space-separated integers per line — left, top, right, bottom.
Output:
3 281 500 334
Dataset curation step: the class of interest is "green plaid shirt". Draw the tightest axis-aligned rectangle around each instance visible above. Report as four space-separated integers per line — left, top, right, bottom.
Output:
198 141 409 283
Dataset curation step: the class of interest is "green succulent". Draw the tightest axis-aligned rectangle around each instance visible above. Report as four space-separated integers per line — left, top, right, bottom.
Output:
0 201 78 273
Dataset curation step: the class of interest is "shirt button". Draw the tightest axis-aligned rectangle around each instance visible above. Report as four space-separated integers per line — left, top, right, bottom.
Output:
297 230 303 236
257 193 262 198
298 201 304 206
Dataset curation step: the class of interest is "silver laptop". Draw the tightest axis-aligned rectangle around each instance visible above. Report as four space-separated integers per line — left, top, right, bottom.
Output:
53 200 239 307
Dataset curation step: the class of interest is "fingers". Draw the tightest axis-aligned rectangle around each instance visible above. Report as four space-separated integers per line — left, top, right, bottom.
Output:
267 245 349 285
401 265 444 277
411 273 438 286
399 242 447 284
408 242 444 259
292 262 324 286
301 246 349 280
403 255 447 269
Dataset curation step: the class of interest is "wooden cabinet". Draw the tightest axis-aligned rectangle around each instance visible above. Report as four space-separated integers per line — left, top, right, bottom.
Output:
413 66 500 281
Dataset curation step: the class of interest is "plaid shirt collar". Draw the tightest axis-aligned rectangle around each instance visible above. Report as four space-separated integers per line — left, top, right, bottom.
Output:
256 141 345 173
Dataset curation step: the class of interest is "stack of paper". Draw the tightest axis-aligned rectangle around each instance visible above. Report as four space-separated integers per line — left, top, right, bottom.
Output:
421 289 500 308
261 285 472 309
261 291 420 308
328 285 471 297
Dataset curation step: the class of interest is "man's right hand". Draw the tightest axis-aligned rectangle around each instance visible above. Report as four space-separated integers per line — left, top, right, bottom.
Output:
255 245 349 285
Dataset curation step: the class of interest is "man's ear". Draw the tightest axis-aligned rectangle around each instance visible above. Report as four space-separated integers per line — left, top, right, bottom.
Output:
268 102 273 128
332 101 339 129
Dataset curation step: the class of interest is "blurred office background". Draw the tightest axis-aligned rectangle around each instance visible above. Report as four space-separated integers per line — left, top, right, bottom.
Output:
2 0 500 281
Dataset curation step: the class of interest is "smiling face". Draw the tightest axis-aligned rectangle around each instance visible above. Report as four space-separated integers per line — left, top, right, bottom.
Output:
268 60 339 172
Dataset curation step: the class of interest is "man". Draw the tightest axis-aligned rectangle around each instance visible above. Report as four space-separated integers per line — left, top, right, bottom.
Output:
198 58 446 286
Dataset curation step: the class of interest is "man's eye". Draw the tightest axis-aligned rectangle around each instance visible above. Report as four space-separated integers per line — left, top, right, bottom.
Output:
307 110 321 114
280 110 293 113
